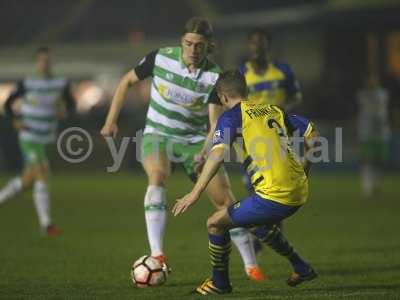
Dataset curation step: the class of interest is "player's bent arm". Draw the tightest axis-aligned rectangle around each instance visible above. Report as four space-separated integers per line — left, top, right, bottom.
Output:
101 70 139 136
193 145 226 195
173 145 226 216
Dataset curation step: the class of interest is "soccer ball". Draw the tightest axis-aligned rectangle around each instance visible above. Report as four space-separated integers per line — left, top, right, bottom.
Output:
130 255 167 288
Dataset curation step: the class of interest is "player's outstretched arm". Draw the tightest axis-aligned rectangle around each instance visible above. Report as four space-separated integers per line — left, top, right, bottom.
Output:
101 70 139 138
173 146 226 216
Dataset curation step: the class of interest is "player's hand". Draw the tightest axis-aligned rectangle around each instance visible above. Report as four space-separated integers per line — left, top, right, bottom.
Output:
100 123 118 138
194 151 206 173
172 191 200 216
57 103 67 120
12 119 23 131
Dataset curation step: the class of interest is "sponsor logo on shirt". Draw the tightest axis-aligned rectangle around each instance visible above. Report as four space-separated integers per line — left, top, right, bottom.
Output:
158 84 206 110
233 202 241 209
213 129 223 144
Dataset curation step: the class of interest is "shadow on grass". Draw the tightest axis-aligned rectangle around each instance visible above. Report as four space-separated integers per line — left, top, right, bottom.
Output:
226 283 400 300
320 264 400 276
301 283 400 292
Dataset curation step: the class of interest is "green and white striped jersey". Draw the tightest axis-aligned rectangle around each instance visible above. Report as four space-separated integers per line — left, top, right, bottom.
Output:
5 77 72 144
135 46 221 143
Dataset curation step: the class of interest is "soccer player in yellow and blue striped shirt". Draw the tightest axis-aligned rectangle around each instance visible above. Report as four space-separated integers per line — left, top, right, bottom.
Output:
173 71 317 295
239 29 303 197
240 28 302 110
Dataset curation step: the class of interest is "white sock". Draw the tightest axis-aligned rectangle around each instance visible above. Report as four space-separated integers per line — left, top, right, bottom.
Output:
230 227 258 269
144 185 166 257
361 165 374 197
33 181 51 228
0 177 22 204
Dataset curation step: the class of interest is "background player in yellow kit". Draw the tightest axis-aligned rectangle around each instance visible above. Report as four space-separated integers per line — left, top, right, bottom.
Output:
240 28 302 109
173 71 317 295
239 29 304 195
239 29 305 254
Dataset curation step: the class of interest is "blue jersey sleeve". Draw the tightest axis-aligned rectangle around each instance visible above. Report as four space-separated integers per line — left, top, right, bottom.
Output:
238 63 247 76
275 62 301 96
286 114 313 137
212 104 242 148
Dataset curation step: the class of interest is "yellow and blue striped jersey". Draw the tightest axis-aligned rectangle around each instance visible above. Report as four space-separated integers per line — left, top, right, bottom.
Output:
212 102 314 206
239 61 301 106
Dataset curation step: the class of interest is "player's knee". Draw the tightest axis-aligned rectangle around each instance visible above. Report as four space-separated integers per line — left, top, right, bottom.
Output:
21 169 34 190
207 213 226 235
147 170 168 186
207 217 222 235
33 166 48 182
39 163 49 180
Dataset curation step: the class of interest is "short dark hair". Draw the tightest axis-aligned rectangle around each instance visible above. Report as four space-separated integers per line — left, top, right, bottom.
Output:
248 28 271 44
216 70 248 98
183 17 213 40
36 46 51 56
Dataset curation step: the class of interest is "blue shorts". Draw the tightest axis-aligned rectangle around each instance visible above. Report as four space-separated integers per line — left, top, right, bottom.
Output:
228 193 300 228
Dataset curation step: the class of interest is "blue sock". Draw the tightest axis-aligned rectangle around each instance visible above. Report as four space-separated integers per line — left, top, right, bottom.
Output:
288 252 310 274
256 225 309 274
208 233 231 289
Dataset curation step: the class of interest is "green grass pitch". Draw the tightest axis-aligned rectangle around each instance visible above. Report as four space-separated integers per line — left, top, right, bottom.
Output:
0 172 399 299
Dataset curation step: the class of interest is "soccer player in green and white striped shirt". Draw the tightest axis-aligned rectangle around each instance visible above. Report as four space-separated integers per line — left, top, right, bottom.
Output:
0 47 75 236
101 17 266 281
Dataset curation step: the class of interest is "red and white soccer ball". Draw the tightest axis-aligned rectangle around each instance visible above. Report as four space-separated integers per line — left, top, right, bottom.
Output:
130 255 167 288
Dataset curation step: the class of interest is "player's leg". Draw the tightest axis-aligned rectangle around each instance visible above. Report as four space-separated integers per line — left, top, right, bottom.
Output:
239 166 266 255
253 224 317 287
177 142 264 281
31 161 52 230
0 141 37 204
373 140 389 195
228 194 317 287
196 193 314 295
205 170 266 281
26 142 60 235
0 176 23 204
360 141 375 197
141 134 171 260
196 208 234 295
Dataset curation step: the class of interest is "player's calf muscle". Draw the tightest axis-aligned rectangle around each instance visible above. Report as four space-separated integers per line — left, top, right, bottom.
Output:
33 164 49 182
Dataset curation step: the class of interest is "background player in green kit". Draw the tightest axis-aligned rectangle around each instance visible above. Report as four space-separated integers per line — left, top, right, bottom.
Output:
101 17 265 281
0 47 75 236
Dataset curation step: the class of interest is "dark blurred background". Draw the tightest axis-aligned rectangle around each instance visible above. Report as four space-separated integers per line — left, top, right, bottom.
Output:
1 0 400 172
